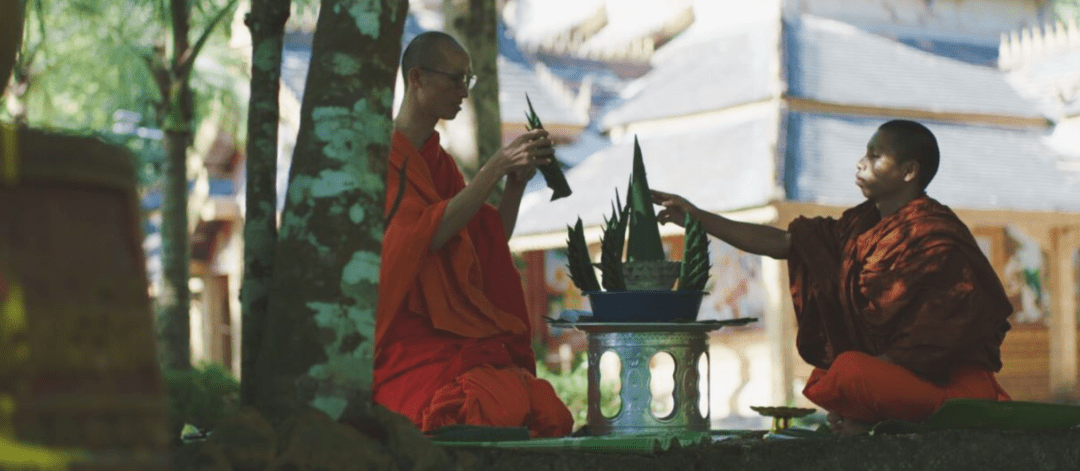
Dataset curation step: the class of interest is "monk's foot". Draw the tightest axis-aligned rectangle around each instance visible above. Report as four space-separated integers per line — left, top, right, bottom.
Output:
826 412 871 436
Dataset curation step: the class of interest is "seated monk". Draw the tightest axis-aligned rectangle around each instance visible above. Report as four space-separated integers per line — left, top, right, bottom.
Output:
373 31 573 437
652 120 1011 435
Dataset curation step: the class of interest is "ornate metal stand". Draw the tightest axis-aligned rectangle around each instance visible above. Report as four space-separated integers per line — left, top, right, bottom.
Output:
550 317 755 435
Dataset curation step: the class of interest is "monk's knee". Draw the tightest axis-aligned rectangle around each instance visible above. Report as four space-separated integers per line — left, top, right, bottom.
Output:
829 351 878 378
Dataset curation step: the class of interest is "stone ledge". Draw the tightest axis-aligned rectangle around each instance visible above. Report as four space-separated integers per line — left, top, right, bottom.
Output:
446 429 1080 471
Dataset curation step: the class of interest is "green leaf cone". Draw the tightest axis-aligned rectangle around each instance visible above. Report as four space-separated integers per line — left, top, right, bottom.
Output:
525 93 572 201
626 136 665 262
599 191 628 291
566 218 601 292
679 212 712 292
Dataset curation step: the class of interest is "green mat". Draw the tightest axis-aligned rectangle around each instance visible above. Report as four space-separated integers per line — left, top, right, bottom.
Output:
432 429 740 453
430 400 1080 450
873 399 1080 435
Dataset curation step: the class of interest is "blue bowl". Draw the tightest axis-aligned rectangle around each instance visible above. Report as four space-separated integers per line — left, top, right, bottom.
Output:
585 290 706 322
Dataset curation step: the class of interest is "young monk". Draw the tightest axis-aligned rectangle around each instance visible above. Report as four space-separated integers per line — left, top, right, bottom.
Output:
373 31 573 437
652 120 1012 435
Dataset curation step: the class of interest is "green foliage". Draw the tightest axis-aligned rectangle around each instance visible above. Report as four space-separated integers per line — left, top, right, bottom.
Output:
626 136 664 262
2 0 248 193
164 362 240 435
1054 0 1080 21
5 0 246 136
566 217 601 292
535 352 620 431
679 213 711 292
535 355 589 430
7 0 161 129
524 93 572 200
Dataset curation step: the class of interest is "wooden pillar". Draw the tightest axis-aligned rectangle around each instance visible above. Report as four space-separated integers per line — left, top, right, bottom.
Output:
763 255 795 405
1049 226 1080 398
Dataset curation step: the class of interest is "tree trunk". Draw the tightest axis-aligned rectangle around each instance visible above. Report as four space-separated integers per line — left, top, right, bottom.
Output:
156 0 195 371
158 130 192 370
253 0 407 422
445 0 502 168
445 0 503 198
0 0 22 90
240 0 290 408
2 0 29 124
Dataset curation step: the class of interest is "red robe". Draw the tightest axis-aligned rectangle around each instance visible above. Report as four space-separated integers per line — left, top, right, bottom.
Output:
788 196 1011 423
374 131 572 437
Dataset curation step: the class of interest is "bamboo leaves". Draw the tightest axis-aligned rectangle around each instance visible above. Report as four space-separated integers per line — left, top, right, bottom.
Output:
679 212 711 292
524 93 572 201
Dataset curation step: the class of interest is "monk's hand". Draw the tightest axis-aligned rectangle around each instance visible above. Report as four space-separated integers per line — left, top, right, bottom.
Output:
507 164 537 186
495 129 553 178
652 189 694 227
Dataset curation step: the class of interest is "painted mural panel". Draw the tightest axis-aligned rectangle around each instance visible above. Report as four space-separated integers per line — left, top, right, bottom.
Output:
1003 225 1049 325
697 239 768 323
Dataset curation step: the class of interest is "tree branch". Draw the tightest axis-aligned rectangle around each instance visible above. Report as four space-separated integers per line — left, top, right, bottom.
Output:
175 0 240 81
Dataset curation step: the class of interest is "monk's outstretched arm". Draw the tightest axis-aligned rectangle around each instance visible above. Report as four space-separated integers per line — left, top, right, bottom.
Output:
430 129 553 251
652 190 791 259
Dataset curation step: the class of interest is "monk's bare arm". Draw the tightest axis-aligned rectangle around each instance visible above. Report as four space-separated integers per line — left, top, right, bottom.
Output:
498 178 528 238
698 210 791 259
430 129 552 251
652 190 791 259
430 166 504 251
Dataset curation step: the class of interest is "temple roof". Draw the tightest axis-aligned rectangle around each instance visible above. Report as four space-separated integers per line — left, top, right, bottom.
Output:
783 113 1080 212
785 16 1044 119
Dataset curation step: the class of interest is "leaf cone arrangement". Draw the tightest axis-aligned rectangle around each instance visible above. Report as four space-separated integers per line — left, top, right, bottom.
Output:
565 136 711 293
679 212 711 292
524 94 572 201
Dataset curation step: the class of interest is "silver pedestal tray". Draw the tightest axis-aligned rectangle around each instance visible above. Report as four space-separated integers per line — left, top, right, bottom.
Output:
547 314 757 436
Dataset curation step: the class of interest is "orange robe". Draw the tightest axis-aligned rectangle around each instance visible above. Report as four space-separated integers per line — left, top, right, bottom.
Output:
374 131 572 437
788 196 1012 423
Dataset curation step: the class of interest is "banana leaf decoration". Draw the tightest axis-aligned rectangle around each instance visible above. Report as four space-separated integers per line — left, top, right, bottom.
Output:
599 187 630 291
625 136 665 262
679 212 711 292
566 217 601 292
524 94 572 201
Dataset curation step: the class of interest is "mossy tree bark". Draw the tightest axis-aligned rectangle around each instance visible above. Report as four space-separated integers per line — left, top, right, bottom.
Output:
240 0 290 408
253 0 407 422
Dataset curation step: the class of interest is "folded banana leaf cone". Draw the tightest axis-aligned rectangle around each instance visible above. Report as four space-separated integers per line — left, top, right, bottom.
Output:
524 93 572 201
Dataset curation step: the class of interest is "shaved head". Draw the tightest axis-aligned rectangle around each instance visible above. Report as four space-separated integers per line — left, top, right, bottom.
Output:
400 31 467 90
877 120 940 190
